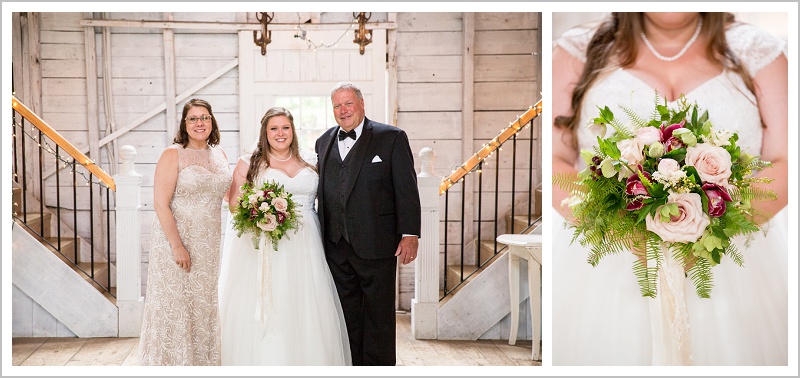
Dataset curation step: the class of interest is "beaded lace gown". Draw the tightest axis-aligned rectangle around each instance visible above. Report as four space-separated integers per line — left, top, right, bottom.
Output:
218 150 351 366
552 23 788 365
139 145 231 365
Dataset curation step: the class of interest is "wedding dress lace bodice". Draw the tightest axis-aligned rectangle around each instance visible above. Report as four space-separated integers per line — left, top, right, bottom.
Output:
557 22 786 159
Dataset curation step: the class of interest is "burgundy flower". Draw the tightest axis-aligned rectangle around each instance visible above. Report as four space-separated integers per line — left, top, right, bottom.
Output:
625 170 652 211
660 121 686 143
665 136 685 152
625 170 652 196
277 212 286 224
627 198 645 211
702 182 733 217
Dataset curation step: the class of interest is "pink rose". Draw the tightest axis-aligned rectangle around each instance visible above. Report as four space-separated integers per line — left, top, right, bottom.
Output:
702 182 733 217
636 127 661 146
645 193 710 243
617 138 645 166
657 158 680 175
271 197 288 213
685 144 732 186
257 214 277 232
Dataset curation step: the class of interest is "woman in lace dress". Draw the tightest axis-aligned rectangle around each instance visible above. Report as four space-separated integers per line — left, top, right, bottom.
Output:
218 107 351 365
139 99 231 365
552 12 788 365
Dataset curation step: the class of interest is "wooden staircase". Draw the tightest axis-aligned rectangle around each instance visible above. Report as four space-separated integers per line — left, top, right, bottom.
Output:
443 184 542 299
12 184 116 304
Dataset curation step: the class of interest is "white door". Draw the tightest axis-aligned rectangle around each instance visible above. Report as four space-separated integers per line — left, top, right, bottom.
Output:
238 29 387 154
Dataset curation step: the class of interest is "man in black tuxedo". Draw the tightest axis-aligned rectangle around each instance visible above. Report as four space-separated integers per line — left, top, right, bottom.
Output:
315 82 421 366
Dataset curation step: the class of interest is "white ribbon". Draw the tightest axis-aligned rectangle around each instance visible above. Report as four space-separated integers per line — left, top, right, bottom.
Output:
254 233 275 325
649 245 693 365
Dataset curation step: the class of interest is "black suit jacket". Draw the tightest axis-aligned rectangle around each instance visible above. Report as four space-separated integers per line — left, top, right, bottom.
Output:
315 117 421 259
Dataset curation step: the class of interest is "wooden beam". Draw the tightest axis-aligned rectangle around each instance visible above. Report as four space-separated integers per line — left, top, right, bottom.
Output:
43 58 239 180
387 12 398 126
461 12 475 240
80 19 397 31
84 14 101 173
163 14 177 145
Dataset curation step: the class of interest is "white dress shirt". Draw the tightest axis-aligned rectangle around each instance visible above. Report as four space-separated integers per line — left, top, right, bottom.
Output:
337 120 364 161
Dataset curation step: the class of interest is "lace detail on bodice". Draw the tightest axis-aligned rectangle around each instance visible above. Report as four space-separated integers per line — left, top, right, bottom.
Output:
556 22 784 166
555 22 786 76
726 23 787 77
174 145 229 173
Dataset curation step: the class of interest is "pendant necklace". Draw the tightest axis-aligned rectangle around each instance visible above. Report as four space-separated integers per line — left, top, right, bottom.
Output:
641 17 703 62
268 150 293 162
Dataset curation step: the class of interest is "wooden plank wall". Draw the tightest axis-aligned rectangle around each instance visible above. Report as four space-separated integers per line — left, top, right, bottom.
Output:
395 12 540 310
39 12 241 292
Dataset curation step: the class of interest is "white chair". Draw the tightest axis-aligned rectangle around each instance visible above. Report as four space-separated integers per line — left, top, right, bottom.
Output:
497 233 542 361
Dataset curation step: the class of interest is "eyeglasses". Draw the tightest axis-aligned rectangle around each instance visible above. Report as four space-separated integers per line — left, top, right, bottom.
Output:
185 115 213 124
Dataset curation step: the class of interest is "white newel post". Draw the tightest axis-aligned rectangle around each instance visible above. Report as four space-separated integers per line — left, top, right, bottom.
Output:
114 145 144 337
412 147 440 339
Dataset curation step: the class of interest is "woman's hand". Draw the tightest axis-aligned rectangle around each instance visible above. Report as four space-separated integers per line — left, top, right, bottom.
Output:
172 244 192 273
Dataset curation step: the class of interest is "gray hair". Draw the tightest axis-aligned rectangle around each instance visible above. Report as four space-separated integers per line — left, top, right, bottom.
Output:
330 82 363 99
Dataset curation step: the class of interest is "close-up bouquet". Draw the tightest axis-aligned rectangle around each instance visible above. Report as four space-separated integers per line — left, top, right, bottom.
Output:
231 180 301 250
556 95 776 298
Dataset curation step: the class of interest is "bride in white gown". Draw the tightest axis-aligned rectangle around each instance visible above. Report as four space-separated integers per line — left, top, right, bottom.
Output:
551 12 788 365
218 107 351 365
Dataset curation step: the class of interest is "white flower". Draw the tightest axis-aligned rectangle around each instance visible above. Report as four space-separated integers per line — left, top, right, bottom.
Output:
586 119 607 138
652 158 687 189
702 127 733 147
258 202 271 212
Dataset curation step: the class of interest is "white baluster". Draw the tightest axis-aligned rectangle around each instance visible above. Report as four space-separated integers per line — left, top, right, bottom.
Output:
412 147 440 339
114 145 144 337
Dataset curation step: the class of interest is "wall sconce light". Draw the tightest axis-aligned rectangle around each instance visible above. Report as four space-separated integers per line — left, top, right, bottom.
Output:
353 12 372 55
253 12 274 56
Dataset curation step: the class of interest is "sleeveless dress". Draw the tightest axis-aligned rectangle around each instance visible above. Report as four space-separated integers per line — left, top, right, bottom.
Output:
217 149 351 366
552 23 788 366
139 145 232 365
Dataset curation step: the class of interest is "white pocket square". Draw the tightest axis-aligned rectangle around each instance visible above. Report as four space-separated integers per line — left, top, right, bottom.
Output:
371 155 383 163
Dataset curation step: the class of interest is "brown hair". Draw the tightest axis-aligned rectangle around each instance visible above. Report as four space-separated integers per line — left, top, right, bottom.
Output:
245 107 316 185
173 98 221 147
554 12 755 135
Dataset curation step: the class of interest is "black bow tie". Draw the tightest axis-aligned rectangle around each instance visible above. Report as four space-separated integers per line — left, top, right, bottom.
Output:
338 129 357 141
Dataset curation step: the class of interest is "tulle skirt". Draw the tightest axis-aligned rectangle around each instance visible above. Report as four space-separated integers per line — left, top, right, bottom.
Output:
218 211 351 365
552 207 788 366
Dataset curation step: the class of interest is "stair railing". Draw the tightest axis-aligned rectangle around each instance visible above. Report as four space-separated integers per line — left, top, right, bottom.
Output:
439 100 543 298
11 95 116 296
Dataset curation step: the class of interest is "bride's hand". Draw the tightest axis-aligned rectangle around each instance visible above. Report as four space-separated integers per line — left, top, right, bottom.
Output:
172 244 192 273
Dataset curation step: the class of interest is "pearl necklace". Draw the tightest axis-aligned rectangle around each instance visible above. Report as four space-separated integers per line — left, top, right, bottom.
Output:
268 150 292 162
641 17 703 62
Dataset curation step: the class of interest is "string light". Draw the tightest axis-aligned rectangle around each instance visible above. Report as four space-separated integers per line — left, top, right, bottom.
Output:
293 13 355 51
12 119 110 189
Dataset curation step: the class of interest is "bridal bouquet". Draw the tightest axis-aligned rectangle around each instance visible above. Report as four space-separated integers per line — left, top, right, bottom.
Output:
556 95 776 298
231 180 300 249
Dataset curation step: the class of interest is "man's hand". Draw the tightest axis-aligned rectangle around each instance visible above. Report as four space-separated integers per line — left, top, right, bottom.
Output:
395 236 419 265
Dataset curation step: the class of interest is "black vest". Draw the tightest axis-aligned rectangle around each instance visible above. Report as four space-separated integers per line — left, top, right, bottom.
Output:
323 141 350 243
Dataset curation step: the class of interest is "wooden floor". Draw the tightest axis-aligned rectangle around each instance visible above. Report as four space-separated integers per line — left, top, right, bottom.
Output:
11 313 539 367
